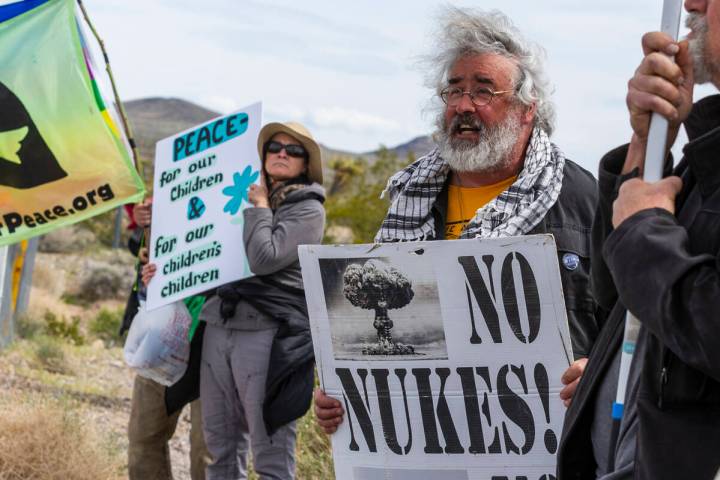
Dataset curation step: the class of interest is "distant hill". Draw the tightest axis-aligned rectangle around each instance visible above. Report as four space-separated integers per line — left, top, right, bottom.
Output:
124 98 220 165
123 97 433 180
362 135 435 160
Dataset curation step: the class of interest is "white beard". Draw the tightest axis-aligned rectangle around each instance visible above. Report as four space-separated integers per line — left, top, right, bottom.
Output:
687 13 719 85
435 111 523 173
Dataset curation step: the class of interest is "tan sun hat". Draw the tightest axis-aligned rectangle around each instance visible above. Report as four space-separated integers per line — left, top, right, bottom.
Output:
257 121 323 184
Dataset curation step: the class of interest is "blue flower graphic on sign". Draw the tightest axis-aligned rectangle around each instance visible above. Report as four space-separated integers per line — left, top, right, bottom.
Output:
222 166 260 215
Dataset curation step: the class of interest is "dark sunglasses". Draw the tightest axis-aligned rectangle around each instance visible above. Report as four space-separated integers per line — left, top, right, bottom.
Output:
265 140 307 158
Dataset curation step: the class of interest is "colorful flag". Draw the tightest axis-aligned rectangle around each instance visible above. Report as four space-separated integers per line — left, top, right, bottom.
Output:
0 0 145 245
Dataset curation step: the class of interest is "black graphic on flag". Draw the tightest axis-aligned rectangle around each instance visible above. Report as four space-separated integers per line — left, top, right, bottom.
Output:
0 81 67 189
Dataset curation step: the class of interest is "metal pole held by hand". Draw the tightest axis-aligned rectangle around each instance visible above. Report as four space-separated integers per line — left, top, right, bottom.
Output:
609 0 683 471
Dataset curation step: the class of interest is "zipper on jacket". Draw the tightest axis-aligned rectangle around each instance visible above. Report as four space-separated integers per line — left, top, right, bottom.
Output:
658 348 672 409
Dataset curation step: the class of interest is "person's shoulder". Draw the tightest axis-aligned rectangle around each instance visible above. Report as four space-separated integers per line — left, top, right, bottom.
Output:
281 184 326 214
686 94 720 140
563 159 597 186
548 158 598 227
560 159 598 202
384 148 442 199
284 183 326 204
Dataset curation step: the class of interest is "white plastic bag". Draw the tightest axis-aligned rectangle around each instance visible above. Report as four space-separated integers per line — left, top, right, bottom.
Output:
123 300 191 386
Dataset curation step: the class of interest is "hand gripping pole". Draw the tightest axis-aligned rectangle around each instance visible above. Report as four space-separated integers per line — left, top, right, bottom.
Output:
608 0 683 471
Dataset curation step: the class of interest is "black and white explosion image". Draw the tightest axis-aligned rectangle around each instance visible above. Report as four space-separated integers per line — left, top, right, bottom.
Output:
319 256 447 360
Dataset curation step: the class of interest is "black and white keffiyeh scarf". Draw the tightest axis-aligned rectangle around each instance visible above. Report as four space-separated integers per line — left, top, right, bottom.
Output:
375 127 565 241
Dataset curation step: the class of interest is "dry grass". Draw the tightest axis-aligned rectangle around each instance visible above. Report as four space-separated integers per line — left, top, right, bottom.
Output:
0 394 123 480
29 253 129 325
30 259 65 293
295 407 335 479
1 335 335 479
31 335 72 375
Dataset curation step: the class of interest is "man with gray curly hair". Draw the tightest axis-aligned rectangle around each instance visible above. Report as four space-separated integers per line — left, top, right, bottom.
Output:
315 6 602 442
427 9 556 176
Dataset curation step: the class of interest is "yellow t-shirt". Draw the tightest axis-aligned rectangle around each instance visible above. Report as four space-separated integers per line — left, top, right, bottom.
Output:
445 176 517 240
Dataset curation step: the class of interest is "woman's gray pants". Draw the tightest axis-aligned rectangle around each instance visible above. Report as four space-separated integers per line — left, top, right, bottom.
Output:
201 324 297 479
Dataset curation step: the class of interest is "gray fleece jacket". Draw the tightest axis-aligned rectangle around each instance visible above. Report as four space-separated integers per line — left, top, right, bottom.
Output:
242 182 325 290
202 183 325 329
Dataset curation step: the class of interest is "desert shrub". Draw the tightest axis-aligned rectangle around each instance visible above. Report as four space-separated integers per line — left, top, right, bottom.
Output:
44 311 85 346
60 292 86 306
15 313 43 339
324 225 355 244
32 335 71 374
38 225 98 253
90 308 123 342
324 148 413 243
75 264 130 303
0 397 121 479
82 208 124 248
30 260 64 292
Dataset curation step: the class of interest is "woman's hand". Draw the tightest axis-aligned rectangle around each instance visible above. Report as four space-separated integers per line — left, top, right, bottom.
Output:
248 172 270 208
141 262 157 286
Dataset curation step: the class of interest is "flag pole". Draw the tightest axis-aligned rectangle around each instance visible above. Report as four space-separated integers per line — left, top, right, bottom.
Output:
608 0 683 470
75 0 144 183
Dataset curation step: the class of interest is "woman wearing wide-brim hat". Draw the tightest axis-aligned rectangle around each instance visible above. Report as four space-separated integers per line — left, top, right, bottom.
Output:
199 121 325 479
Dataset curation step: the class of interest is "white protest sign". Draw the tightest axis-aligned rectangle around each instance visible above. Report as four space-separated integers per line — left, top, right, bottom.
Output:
300 235 572 480
147 102 262 310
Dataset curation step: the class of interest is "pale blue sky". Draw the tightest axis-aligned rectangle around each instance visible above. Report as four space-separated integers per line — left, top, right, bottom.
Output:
82 0 716 174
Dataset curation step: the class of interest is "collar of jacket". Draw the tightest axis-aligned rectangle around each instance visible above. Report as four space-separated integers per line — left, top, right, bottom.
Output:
682 97 720 198
429 179 450 240
275 182 326 207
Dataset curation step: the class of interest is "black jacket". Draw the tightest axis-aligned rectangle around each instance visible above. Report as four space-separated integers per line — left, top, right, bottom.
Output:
217 277 315 435
164 277 315 436
558 95 720 480
430 159 601 358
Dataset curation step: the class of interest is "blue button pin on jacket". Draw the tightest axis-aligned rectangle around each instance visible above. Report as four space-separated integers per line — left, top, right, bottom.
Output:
562 252 580 271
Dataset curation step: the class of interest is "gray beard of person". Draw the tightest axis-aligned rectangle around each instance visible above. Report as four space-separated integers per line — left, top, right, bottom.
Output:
435 110 523 174
687 13 720 85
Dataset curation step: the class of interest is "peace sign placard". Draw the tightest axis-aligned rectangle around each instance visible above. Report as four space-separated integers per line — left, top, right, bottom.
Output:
146 102 263 310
